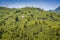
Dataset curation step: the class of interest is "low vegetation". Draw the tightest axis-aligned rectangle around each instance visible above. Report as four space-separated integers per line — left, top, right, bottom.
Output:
0 7 60 40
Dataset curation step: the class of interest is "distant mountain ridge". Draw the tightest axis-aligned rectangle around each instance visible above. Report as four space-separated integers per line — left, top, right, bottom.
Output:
54 6 60 12
49 6 60 12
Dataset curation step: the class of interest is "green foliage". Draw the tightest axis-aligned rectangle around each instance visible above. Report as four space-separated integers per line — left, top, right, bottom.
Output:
0 7 60 40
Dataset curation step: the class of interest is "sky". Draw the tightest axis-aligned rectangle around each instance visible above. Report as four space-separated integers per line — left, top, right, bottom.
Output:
0 0 60 10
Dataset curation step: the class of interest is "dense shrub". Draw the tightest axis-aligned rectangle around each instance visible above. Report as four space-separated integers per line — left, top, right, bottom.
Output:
0 7 60 40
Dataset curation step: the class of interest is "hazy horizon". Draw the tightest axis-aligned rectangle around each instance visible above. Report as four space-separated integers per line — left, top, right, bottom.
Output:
0 0 60 10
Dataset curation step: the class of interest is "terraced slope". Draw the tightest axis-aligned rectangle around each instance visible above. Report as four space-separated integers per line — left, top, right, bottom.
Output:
0 7 60 40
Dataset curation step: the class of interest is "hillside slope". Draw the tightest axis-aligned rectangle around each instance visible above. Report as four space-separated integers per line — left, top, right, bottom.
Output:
0 7 60 40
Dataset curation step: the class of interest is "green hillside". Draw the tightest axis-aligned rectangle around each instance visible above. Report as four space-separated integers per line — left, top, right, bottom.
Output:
0 7 60 40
